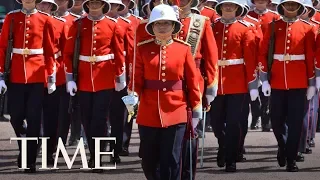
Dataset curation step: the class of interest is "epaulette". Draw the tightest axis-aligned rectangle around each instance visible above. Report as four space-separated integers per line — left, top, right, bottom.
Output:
8 9 20 14
137 38 154 46
174 38 191 46
70 12 81 18
246 15 259 22
120 16 131 23
38 11 50 16
140 18 148 24
301 19 311 25
53 16 66 22
106 16 117 22
242 20 255 27
204 6 214 11
131 14 143 20
311 18 320 25
214 17 221 23
239 20 250 27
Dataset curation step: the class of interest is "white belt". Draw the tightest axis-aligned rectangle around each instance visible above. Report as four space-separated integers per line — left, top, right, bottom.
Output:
79 54 114 63
54 51 61 59
273 54 305 61
12 48 44 55
218 58 244 66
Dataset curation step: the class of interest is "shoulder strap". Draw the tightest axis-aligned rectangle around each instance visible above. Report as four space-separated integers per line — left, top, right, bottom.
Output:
185 14 206 58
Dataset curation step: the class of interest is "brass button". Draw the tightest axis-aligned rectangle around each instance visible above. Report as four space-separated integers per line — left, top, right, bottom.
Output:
27 21 30 23
162 66 166 70
163 88 166 91
162 46 166 50
286 46 290 50
94 22 97 24
162 79 166 82
161 73 165 76
93 47 96 50
179 37 183 40
25 55 28 58
180 31 183 34
289 23 292 25
222 66 225 68
26 34 29 37
288 34 291 37
224 44 227 47
288 28 291 30
162 61 166 64
25 41 28 44
27 15 30 18
181 19 184 22
226 25 229 27
162 56 166 59
287 40 290 43
94 34 97 36
162 51 166 54
225 30 228 33
286 61 289 64
26 27 29 30
223 51 226 54
224 37 227 40
93 41 96 44
223 58 226 60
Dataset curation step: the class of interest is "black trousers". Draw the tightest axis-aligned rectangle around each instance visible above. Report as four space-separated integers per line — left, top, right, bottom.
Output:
210 93 249 163
69 103 81 142
9 83 44 165
139 123 186 180
270 89 307 161
109 88 128 156
43 85 63 156
122 115 133 150
57 84 71 145
78 89 112 157
260 86 271 127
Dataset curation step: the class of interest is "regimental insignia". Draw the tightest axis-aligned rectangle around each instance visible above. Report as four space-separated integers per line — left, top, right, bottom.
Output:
284 54 291 61
160 11 165 17
193 19 201 27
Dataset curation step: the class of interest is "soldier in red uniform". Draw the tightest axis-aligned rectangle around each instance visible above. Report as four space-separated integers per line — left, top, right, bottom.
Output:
248 0 280 34
129 4 202 179
312 0 320 21
211 0 258 172
36 0 66 165
120 0 142 30
0 0 55 173
105 0 134 164
168 0 218 177
64 0 126 172
199 0 219 23
259 0 316 172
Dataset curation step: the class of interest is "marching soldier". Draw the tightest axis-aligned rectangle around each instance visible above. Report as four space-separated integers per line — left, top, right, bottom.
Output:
168 0 219 177
120 0 143 30
129 4 202 179
70 0 87 16
259 0 316 172
64 0 126 172
36 0 66 165
105 0 134 163
211 0 258 172
0 0 56 172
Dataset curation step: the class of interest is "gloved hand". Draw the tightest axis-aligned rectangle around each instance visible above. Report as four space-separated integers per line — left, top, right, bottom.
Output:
262 81 271 96
316 77 320 91
47 83 56 94
122 94 139 106
171 5 180 19
67 81 77 96
249 89 259 101
192 118 200 129
115 82 126 91
0 80 7 94
307 86 316 100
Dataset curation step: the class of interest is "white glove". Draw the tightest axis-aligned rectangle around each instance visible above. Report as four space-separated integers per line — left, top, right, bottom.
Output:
316 77 320 91
262 81 271 97
122 95 139 106
171 5 180 19
67 81 77 96
47 83 56 94
115 82 126 91
206 95 215 104
0 80 7 94
249 89 259 101
307 86 316 100
192 118 200 129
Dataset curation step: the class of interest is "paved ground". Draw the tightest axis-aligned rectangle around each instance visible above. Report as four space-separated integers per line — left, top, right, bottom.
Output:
1 116 320 180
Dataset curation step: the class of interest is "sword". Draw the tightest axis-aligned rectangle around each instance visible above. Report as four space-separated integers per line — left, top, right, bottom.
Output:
200 107 207 168
189 132 193 180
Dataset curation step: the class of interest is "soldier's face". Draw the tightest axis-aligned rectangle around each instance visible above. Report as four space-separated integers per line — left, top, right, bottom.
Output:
36 2 53 13
55 0 69 6
88 0 104 10
22 0 36 5
153 20 174 34
221 3 238 12
254 0 269 9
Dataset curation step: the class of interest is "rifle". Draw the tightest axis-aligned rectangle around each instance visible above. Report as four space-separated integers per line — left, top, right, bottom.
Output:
267 19 275 81
68 20 82 114
0 16 14 116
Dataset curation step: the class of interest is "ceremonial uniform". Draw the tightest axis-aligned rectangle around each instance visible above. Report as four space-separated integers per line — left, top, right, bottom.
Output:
248 9 280 34
126 13 143 30
200 6 219 23
211 16 257 170
0 8 55 169
109 15 134 162
136 19 152 42
64 13 126 164
259 0 315 170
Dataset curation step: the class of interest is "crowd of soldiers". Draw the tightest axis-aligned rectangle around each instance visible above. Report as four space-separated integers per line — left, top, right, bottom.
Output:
0 0 320 179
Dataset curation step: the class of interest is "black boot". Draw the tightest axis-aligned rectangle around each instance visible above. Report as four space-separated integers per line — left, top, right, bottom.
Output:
296 152 304 162
110 155 121 164
225 162 236 172
309 138 315 147
277 148 286 167
286 160 299 172
24 164 36 173
217 148 226 167
88 157 104 173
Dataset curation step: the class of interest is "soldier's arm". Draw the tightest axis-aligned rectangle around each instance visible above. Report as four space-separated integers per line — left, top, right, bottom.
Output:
305 26 316 86
257 22 271 82
201 19 219 96
243 28 259 90
125 25 135 82
128 46 144 96
112 24 126 84
315 30 320 77
43 17 56 84
63 21 77 82
185 46 202 119
0 14 13 76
